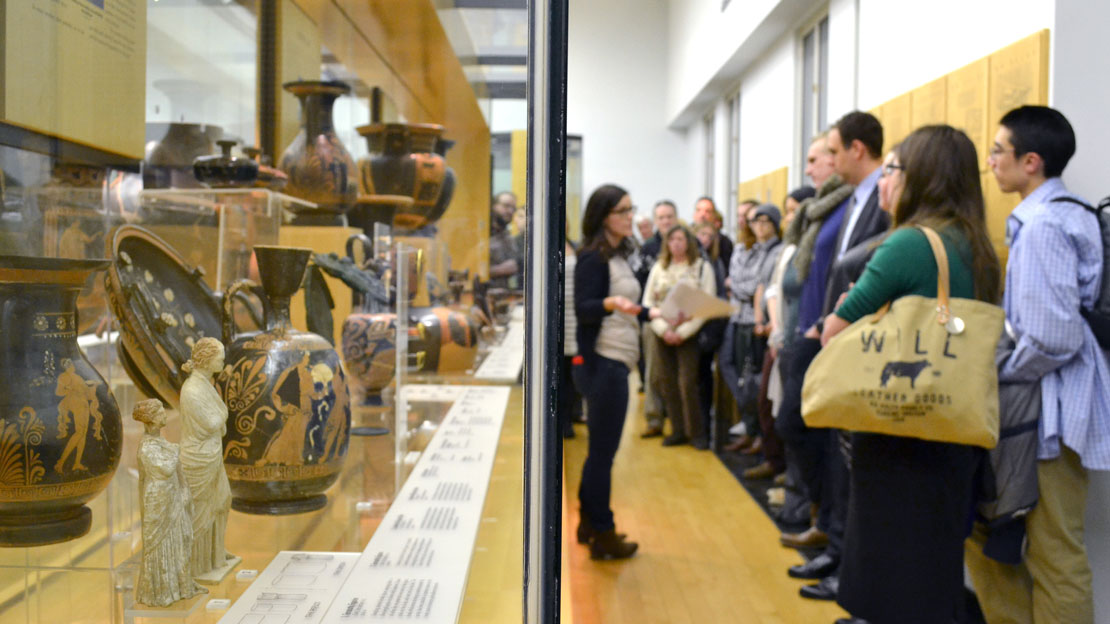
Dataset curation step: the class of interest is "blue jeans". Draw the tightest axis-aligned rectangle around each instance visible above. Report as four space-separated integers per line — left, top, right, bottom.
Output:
574 354 629 532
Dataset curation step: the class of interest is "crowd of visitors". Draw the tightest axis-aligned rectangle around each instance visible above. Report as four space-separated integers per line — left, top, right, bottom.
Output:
555 104 1106 623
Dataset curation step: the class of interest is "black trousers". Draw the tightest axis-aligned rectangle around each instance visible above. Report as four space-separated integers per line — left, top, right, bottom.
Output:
574 354 629 532
774 337 848 558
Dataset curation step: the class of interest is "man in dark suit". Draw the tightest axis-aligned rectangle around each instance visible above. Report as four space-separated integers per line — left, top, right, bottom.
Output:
790 111 890 604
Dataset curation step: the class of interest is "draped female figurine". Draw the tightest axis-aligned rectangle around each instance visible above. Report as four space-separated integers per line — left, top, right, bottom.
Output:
133 399 206 606
178 337 237 578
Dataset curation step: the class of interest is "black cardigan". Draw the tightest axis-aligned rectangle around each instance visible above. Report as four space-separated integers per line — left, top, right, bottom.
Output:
574 249 651 361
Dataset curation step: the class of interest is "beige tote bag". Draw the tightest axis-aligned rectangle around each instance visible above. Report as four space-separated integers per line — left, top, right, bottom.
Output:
801 226 1003 449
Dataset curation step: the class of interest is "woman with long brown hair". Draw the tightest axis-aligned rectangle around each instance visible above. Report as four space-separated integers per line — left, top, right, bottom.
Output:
574 184 661 559
820 125 1000 623
641 224 717 448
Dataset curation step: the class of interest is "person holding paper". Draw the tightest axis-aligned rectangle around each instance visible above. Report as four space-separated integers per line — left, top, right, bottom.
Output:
574 184 662 560
641 224 718 449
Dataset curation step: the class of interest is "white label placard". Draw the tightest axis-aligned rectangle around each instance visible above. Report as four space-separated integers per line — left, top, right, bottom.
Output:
218 552 359 624
474 317 524 382
321 386 511 622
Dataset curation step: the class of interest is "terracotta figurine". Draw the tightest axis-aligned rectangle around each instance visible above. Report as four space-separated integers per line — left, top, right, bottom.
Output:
133 399 207 607
178 337 236 576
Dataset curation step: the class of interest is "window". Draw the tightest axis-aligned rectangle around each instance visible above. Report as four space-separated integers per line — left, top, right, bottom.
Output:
726 91 741 233
704 113 715 196
799 15 829 177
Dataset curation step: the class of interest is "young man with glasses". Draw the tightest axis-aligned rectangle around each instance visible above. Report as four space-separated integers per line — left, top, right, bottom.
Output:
966 105 1108 624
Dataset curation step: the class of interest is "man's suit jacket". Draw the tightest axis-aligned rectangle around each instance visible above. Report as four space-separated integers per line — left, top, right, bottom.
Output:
822 186 890 315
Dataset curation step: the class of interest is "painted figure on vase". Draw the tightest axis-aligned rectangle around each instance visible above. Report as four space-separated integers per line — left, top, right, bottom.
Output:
178 337 236 576
54 358 104 473
133 399 207 607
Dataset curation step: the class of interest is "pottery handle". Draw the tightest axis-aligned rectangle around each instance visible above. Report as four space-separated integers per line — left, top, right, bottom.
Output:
346 233 374 268
222 279 260 344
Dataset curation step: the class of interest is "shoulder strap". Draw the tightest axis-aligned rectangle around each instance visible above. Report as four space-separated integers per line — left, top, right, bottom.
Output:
917 226 952 326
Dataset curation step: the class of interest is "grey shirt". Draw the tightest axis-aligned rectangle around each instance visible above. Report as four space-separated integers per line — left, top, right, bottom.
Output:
595 256 641 370
728 237 782 324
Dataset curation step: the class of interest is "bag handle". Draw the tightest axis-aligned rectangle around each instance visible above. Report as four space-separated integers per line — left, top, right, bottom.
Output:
916 226 952 326
869 226 951 326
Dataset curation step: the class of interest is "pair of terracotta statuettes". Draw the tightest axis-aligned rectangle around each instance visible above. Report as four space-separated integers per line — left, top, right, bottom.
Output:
133 337 237 607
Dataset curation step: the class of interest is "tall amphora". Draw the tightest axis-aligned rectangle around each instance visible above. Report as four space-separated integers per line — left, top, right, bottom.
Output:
217 246 350 514
0 257 122 546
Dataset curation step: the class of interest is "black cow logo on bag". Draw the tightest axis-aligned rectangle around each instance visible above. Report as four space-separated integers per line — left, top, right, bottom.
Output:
879 360 931 389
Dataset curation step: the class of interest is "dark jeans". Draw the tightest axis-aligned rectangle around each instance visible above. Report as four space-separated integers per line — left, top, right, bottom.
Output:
774 336 848 558
574 354 629 532
719 321 760 433
697 351 714 439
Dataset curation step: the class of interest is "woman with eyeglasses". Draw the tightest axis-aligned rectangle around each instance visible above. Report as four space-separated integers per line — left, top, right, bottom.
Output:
820 125 1000 623
574 184 661 559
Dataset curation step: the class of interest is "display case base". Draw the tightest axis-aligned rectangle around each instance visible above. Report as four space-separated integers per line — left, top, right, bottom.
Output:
124 590 207 619
194 554 242 584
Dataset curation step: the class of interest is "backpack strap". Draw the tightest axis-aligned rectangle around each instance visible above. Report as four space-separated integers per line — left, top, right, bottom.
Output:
1051 195 1110 214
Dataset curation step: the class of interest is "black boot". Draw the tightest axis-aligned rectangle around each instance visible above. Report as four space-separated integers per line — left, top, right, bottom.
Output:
577 522 626 545
589 529 638 560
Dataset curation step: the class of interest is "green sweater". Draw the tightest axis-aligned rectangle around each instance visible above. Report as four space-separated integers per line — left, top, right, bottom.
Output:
836 226 976 323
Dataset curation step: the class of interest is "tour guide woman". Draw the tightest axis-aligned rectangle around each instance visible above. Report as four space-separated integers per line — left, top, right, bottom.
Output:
574 183 662 560
820 125 1000 622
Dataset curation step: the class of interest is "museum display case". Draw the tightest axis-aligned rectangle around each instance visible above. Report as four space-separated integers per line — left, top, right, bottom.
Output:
0 0 554 622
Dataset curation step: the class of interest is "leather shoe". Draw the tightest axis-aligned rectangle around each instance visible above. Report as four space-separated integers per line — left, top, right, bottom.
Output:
780 526 829 549
742 461 779 480
661 433 688 447
787 552 838 579
640 426 663 438
723 434 754 452
739 436 764 455
799 575 838 601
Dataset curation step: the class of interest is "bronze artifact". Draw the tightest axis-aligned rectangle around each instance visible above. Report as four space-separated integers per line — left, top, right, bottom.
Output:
0 256 122 546
217 246 351 514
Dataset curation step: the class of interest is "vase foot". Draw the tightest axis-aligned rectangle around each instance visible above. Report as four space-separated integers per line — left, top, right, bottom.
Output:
351 426 390 437
231 494 327 515
0 506 92 547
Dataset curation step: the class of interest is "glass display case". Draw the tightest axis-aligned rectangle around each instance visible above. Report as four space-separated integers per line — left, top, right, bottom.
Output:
0 0 549 622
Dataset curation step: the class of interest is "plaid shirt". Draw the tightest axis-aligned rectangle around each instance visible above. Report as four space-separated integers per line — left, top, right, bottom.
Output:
999 177 1110 469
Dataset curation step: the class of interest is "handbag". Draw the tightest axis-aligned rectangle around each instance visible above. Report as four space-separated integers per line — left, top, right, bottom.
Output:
695 259 728 354
801 226 1004 449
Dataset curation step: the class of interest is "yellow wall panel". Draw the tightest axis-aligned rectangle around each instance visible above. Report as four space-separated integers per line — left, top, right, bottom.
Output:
981 171 1018 269
881 93 912 154
946 58 990 171
988 30 1050 134
911 77 947 129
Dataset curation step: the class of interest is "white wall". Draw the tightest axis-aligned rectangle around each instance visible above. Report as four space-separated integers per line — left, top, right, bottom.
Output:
567 0 692 222
737 37 796 188
1054 4 1110 620
856 0 1054 110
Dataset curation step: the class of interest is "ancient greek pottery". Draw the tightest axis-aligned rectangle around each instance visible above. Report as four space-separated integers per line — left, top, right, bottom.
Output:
355 123 448 230
144 122 224 189
341 307 480 404
242 147 288 191
430 138 456 226
194 140 259 188
347 194 413 238
279 81 358 214
106 226 224 407
0 256 122 546
216 246 350 514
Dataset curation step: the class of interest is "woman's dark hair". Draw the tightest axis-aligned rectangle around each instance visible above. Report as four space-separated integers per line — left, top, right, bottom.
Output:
581 184 634 260
893 125 1001 303
659 224 699 268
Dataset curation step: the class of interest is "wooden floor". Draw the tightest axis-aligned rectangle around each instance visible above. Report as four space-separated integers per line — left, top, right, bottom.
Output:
563 382 848 624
